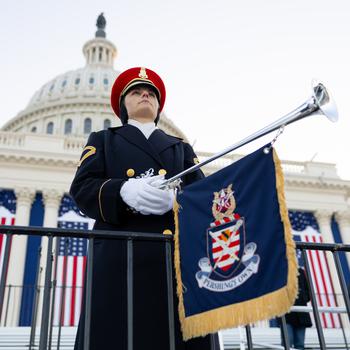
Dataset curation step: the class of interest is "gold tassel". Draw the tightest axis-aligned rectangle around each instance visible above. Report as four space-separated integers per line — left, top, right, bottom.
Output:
173 150 298 340
273 149 298 305
173 199 187 336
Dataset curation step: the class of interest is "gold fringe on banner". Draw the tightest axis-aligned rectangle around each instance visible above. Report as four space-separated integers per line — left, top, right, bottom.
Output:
173 148 298 340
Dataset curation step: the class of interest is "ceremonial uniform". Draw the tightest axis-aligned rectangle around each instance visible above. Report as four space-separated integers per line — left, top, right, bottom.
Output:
70 67 217 350
71 67 219 349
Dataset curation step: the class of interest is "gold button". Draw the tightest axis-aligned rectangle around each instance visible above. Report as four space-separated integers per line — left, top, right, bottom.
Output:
158 169 167 175
163 229 173 235
126 169 135 177
193 157 200 164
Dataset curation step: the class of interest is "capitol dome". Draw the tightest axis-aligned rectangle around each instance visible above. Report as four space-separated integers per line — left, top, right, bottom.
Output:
1 14 187 140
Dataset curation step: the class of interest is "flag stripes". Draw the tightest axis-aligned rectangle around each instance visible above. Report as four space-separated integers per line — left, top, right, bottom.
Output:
52 195 93 326
0 211 15 285
289 210 341 328
53 234 88 327
53 252 86 326
304 234 339 328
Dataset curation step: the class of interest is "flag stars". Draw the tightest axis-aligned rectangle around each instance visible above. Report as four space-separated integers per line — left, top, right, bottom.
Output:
57 222 88 256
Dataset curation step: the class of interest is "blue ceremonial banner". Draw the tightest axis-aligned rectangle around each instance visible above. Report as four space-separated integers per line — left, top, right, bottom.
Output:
174 145 298 339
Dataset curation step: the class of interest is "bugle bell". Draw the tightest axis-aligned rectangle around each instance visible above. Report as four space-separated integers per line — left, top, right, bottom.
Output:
160 81 338 189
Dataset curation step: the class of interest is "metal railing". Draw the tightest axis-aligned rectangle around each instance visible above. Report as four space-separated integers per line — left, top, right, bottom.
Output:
0 226 350 350
0 226 175 350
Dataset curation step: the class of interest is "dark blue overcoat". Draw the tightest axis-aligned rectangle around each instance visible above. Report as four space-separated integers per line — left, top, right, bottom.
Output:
70 124 219 350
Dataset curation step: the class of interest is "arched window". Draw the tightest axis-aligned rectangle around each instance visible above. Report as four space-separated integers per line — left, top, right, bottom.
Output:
84 118 92 134
46 122 54 134
31 126 37 133
64 119 72 135
103 119 111 129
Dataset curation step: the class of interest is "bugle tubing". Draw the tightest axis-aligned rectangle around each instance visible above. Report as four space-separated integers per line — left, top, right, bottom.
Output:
160 81 338 189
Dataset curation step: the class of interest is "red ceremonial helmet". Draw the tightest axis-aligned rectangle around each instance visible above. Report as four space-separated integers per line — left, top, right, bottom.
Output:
110 67 166 118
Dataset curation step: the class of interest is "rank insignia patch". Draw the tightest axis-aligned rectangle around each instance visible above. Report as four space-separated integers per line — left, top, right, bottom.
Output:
78 146 96 167
174 145 297 340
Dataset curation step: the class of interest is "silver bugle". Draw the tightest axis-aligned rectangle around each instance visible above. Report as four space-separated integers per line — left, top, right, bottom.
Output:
160 81 338 189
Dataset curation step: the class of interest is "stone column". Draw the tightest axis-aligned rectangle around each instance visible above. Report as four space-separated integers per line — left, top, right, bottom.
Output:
107 50 111 65
36 189 63 327
314 210 349 329
43 190 63 228
315 210 335 244
1 188 35 326
102 47 106 63
335 210 350 244
334 210 350 268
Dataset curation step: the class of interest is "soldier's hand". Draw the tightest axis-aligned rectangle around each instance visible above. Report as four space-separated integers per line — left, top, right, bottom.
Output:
138 184 175 215
120 175 174 215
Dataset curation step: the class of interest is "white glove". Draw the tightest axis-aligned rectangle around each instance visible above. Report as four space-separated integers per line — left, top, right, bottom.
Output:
120 175 175 215
138 182 175 215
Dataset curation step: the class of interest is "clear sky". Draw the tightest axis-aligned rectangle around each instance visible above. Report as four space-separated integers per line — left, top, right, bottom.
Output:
1 0 350 179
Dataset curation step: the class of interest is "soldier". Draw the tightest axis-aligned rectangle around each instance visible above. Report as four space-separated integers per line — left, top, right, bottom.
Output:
70 67 219 349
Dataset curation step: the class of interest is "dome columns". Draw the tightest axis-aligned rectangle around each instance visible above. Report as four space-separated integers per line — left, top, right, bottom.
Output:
83 39 117 67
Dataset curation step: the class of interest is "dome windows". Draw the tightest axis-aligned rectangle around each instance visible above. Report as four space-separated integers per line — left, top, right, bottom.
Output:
74 76 81 91
46 122 54 134
103 77 109 91
64 119 73 135
31 126 37 133
88 75 95 90
103 119 111 129
84 118 92 134
49 83 55 95
61 79 67 89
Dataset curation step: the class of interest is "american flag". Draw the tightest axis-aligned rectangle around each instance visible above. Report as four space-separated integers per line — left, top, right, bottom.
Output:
289 210 340 328
53 195 93 326
0 190 16 285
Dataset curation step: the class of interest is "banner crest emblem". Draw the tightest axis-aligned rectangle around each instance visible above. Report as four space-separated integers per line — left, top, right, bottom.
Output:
207 185 245 277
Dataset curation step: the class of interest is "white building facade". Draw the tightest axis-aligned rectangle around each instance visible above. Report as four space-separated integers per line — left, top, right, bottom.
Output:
0 16 349 340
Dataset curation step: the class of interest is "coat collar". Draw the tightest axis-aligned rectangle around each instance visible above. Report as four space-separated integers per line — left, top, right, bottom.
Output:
110 125 182 167
148 129 181 153
110 125 164 166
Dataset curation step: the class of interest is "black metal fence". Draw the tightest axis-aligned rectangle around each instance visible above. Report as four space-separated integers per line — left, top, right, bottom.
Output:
0 225 350 350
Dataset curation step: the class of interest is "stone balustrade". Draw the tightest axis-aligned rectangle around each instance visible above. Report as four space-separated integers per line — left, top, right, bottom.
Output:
0 131 342 180
0 132 25 147
196 151 339 179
